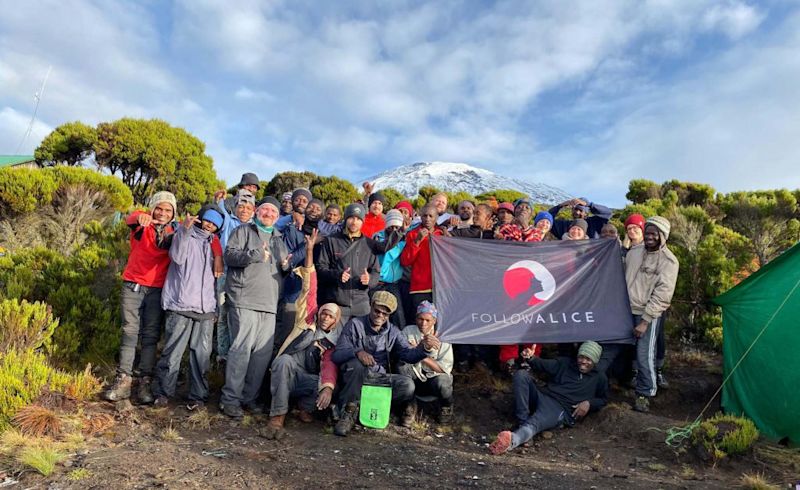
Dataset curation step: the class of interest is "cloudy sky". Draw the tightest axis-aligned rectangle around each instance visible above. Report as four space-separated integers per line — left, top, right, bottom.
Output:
1 0 798 206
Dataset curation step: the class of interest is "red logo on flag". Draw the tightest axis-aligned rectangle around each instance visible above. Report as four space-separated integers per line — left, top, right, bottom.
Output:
502 260 557 306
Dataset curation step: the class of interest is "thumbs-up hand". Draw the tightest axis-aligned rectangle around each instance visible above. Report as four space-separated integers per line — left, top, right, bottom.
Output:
341 266 351 283
359 268 370 285
281 253 293 269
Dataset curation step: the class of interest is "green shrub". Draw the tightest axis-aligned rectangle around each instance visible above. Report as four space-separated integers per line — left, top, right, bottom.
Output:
692 413 759 463
17 444 65 476
0 299 59 353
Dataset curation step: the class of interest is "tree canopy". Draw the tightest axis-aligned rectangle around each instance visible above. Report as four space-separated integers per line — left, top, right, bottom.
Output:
34 121 97 167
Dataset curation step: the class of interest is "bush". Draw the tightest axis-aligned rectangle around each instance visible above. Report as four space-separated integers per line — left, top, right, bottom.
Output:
692 413 759 463
0 299 59 353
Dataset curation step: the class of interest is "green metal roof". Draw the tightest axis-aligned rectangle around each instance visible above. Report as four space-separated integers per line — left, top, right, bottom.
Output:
0 155 35 168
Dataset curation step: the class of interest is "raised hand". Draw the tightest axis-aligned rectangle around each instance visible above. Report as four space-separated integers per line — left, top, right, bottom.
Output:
421 331 441 351
305 228 319 252
182 213 199 229
137 212 153 227
281 253 293 269
213 189 226 202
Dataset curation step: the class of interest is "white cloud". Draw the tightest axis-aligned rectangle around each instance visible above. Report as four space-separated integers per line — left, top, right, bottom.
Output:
0 107 53 155
234 87 275 101
702 2 766 40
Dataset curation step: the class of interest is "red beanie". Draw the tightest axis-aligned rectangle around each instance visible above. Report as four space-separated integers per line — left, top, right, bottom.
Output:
624 214 645 232
394 201 413 215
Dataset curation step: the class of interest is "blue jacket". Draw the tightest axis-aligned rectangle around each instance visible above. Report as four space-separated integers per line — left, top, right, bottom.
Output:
372 229 406 284
217 198 250 251
332 315 428 372
280 221 308 302
161 226 217 315
548 201 612 239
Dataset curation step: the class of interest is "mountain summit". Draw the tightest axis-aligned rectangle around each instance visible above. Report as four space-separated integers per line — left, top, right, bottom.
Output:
365 161 571 204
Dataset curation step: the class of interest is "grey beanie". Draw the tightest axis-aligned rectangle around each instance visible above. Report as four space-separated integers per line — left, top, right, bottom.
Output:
646 216 671 240
578 341 602 364
344 203 366 220
292 188 313 202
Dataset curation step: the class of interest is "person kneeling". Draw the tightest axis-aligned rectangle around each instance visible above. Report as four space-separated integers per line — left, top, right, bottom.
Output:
265 230 341 440
489 341 608 455
332 291 440 436
399 301 454 424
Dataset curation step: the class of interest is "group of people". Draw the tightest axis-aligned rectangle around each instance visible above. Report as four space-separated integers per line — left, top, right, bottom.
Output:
101 171 679 453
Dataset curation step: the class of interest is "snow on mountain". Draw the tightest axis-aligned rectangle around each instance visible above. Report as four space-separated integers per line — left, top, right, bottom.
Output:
365 161 572 204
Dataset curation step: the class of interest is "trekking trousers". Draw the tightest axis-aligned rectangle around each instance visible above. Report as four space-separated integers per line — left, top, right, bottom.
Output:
119 283 164 377
155 312 213 402
220 307 276 408
634 314 659 397
269 354 320 417
511 370 571 450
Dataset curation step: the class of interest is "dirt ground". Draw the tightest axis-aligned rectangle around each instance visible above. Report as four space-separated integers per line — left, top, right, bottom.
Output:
13 349 800 489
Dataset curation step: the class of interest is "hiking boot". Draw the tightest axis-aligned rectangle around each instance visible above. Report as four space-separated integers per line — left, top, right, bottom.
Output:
221 403 244 419
262 414 286 440
401 401 417 429
103 373 132 402
334 403 357 437
243 403 263 415
657 369 669 389
633 395 650 413
627 369 638 389
153 395 169 408
489 431 512 455
438 405 454 424
137 376 155 405
297 409 314 423
186 400 205 411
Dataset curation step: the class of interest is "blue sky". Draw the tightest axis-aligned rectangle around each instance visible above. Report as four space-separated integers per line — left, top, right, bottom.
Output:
1 0 798 206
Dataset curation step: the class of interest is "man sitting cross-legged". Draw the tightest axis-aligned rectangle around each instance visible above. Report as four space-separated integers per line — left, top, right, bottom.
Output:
332 291 441 436
489 341 608 455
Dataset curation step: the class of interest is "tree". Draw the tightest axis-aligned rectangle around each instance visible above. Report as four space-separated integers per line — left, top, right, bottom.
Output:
417 185 442 204
263 171 317 198
625 179 661 204
377 187 406 209
94 118 218 211
309 175 361 208
34 122 97 167
475 189 526 204
719 190 799 266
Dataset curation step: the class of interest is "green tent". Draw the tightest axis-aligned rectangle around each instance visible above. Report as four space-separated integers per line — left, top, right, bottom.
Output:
714 242 800 445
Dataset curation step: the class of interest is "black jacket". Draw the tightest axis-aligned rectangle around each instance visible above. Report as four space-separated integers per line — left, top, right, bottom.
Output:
527 358 608 412
317 232 380 316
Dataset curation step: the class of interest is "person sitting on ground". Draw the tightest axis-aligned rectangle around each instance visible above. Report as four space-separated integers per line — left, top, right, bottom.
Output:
154 207 224 410
624 217 679 413
317 203 380 327
563 219 589 240
622 213 645 254
215 173 260 214
450 203 495 239
264 230 341 440
489 341 608 455
331 291 440 436
401 204 443 312
318 203 343 237
361 192 387 238
496 198 544 242
399 301 454 423
104 191 181 404
548 197 612 239
220 197 292 418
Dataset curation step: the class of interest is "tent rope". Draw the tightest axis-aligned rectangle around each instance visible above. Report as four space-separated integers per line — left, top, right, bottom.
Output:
663 274 800 448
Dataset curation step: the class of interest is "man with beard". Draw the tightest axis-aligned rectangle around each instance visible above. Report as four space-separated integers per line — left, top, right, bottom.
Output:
332 291 441 436
489 342 608 455
548 197 612 240
450 203 494 239
624 217 678 412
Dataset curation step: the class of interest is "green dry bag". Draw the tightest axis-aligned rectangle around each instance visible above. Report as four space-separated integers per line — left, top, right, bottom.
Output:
359 373 392 429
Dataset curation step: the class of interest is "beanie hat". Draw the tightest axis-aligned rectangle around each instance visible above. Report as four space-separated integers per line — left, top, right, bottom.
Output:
257 196 280 211
534 211 553 226
394 201 413 215
344 203 366 220
235 190 256 207
368 192 386 207
578 341 602 364
570 219 589 233
317 303 341 326
237 173 260 189
514 198 532 209
416 300 438 319
202 208 224 230
309 198 324 209
624 214 646 232
371 290 397 314
384 209 404 229
281 192 293 202
498 202 515 213
149 191 177 214
646 216 671 240
291 188 312 203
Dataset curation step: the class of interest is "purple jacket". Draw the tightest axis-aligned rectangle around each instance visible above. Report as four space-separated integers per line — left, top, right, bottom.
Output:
161 225 217 315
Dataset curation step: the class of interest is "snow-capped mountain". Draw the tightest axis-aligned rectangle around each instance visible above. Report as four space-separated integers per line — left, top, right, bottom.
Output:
365 161 572 204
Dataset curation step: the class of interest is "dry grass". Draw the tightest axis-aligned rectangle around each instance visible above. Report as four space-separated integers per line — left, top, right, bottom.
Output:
82 412 115 435
160 423 181 442
12 405 62 437
0 428 28 454
187 409 213 430
57 432 85 452
16 444 65 476
241 415 254 427
740 472 779 490
410 414 430 434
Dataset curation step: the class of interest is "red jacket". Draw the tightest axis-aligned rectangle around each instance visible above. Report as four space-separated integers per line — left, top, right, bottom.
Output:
400 227 443 293
361 213 385 239
123 211 221 288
